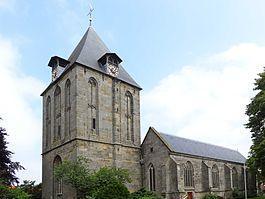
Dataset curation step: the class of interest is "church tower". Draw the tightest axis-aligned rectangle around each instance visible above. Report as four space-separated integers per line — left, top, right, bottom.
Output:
41 26 142 198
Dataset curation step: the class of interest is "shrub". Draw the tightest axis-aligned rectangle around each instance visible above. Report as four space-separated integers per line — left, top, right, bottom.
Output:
232 188 244 199
54 157 131 199
0 183 29 199
19 180 42 199
89 167 130 199
130 188 162 199
202 193 219 199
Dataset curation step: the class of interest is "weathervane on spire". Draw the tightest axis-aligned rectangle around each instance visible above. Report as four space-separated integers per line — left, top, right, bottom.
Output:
87 2 94 27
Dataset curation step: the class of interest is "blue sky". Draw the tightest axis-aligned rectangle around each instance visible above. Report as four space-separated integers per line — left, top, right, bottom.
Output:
1 0 265 182
2 0 265 88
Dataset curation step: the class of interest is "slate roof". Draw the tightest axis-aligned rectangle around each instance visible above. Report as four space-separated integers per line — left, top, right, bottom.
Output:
156 130 246 164
68 27 141 89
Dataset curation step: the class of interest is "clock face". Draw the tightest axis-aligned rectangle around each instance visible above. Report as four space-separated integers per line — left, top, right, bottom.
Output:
107 63 119 77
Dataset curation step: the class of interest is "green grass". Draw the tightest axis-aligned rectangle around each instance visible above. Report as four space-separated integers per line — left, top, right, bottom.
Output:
248 196 265 199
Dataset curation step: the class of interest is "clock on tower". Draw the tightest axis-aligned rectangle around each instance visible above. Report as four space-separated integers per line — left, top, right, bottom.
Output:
98 53 122 77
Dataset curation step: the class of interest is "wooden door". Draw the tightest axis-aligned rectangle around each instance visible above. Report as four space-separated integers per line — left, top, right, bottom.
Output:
187 192 193 199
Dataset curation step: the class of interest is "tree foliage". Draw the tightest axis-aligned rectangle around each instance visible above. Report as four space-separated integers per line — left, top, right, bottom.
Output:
55 157 163 199
129 188 162 199
19 180 42 199
246 69 265 182
54 157 131 199
0 181 29 199
0 119 24 185
90 167 130 199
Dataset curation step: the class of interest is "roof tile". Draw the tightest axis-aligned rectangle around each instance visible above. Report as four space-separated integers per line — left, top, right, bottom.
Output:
159 132 246 164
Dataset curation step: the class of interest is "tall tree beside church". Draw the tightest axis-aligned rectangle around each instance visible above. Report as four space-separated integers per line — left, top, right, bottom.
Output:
246 69 265 182
0 118 24 185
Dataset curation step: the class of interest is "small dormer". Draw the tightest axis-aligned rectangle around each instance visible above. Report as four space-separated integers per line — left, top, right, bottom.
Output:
98 53 122 77
48 56 70 81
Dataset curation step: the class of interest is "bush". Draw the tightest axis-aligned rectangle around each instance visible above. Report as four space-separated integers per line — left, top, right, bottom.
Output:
130 188 162 199
202 193 219 199
89 167 130 199
232 188 244 199
0 183 29 199
55 157 131 199
19 180 42 199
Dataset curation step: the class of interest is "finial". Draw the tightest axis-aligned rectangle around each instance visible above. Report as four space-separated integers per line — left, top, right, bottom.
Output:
87 2 94 27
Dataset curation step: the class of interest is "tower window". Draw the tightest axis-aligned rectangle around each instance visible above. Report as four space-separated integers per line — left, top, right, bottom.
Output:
65 79 71 137
46 96 51 147
88 77 99 133
125 91 134 141
54 86 61 141
53 155 63 197
92 118 96 130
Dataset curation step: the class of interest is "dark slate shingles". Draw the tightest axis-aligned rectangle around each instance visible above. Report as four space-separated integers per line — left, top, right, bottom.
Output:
159 132 246 164
68 27 141 89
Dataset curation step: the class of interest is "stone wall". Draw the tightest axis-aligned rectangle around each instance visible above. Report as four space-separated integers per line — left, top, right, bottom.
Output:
42 140 77 199
141 128 250 199
42 66 78 199
75 65 142 191
141 128 173 197
42 63 142 198
42 67 77 153
75 65 141 146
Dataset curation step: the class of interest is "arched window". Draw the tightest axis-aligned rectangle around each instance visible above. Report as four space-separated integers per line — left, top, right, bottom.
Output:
212 164 219 188
65 79 71 137
53 155 62 197
232 167 238 188
149 164 155 191
54 86 61 141
88 77 99 132
46 96 51 147
125 91 134 141
184 161 194 187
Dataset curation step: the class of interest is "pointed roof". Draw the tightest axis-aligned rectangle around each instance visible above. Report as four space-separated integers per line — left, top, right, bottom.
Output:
146 127 246 164
68 27 141 89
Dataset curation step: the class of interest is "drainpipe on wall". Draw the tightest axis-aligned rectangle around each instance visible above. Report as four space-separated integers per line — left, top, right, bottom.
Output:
230 168 233 189
244 163 248 199
208 167 212 191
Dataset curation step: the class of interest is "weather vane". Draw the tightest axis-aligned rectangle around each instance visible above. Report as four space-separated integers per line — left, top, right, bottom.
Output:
87 2 94 27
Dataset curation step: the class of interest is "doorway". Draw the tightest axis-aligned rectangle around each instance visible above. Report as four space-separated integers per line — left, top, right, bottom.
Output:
187 192 193 199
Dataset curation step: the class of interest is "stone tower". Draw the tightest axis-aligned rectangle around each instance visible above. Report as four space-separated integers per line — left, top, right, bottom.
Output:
41 27 142 199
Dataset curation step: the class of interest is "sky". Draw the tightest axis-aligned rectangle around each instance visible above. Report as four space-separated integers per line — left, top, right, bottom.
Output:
0 0 265 183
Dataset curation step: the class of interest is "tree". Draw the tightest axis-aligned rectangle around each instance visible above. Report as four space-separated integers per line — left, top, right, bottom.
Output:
0 183 29 199
246 69 265 183
54 157 131 199
0 118 24 185
129 188 162 199
90 167 130 199
19 180 42 199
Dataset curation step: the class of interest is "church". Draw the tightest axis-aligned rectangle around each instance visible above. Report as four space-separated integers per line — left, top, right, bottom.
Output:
41 24 256 199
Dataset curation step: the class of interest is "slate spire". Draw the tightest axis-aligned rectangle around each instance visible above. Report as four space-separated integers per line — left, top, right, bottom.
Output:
68 27 141 89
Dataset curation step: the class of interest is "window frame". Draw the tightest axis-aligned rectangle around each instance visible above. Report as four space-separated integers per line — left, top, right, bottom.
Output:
184 161 194 188
212 164 220 188
149 164 156 191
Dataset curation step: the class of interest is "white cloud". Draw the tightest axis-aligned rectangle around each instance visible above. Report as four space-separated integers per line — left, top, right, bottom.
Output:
0 35 45 183
0 0 15 10
142 43 265 157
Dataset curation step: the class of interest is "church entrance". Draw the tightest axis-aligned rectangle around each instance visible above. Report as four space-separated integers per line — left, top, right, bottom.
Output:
187 192 193 199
